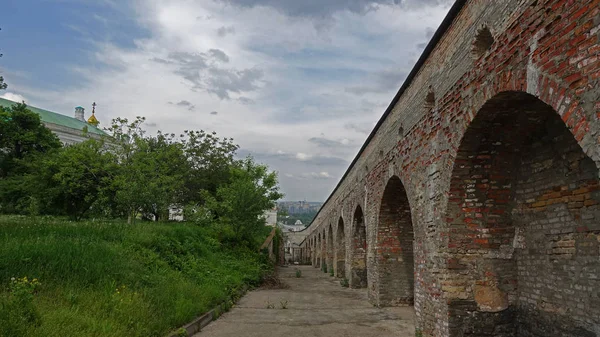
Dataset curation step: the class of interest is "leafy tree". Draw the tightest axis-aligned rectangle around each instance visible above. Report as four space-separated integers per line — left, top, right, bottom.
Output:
181 130 239 204
103 116 147 222
203 157 283 248
0 103 61 213
0 105 285 234
277 208 289 218
104 116 146 163
31 139 118 219
106 117 189 223
0 103 61 177
128 132 188 221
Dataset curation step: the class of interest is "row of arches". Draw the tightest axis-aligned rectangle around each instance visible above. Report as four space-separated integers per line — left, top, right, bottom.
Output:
305 91 600 336
306 175 415 307
306 204 369 286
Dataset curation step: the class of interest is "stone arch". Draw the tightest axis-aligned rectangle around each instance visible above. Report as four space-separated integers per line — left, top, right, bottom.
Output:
445 91 600 336
335 217 346 278
308 237 313 265
316 233 321 268
351 204 368 288
326 224 334 274
317 234 322 267
308 237 312 266
466 70 600 168
312 237 315 265
373 175 415 307
322 229 328 272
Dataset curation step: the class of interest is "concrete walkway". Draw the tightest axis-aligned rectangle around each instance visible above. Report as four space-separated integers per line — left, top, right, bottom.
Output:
194 265 415 337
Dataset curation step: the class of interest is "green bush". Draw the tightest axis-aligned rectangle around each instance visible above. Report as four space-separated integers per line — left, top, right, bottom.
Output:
322 262 328 273
340 278 349 288
0 276 41 337
0 216 269 337
295 269 302 278
329 267 334 276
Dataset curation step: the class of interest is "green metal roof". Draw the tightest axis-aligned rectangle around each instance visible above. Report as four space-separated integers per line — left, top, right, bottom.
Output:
0 98 107 136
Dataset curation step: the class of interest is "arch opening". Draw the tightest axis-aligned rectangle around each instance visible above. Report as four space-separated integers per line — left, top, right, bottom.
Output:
351 205 368 288
323 230 328 272
327 225 334 275
335 217 346 278
374 175 415 306
445 91 600 336
312 237 315 265
309 237 314 266
316 233 321 268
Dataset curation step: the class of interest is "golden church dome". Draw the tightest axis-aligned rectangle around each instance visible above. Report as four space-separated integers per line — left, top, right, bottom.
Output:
87 102 100 127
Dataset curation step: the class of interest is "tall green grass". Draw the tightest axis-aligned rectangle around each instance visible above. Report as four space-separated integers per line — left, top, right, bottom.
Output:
0 215 270 337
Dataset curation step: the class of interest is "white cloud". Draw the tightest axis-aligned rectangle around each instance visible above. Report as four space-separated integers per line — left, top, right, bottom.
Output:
295 152 310 161
7 0 450 200
0 92 27 103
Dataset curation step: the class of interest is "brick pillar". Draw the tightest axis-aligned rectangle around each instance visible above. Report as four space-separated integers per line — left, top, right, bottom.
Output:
351 205 368 288
326 226 334 274
335 218 346 278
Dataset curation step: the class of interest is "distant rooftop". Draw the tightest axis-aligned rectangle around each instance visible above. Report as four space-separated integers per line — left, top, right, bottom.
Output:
0 98 107 136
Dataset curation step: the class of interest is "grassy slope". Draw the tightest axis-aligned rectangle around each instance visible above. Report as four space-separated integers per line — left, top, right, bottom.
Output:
0 216 268 337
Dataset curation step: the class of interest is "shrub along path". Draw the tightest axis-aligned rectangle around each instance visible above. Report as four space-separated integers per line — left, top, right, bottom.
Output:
196 266 415 337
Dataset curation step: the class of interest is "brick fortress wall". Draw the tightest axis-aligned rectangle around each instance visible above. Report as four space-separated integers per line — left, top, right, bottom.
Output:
303 0 600 335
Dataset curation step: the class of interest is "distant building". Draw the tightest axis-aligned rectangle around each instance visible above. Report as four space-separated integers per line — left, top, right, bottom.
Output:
282 229 308 264
278 200 323 214
264 207 277 227
280 221 305 233
168 206 184 221
0 98 107 145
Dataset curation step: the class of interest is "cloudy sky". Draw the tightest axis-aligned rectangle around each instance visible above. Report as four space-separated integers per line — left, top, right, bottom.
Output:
0 0 451 201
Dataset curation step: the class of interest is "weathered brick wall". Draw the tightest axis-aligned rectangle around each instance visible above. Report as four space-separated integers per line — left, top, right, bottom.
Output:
445 91 600 336
327 225 334 273
312 237 315 267
351 206 368 288
302 0 600 335
371 176 415 306
316 233 322 268
513 114 599 336
334 218 346 278
310 238 315 266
